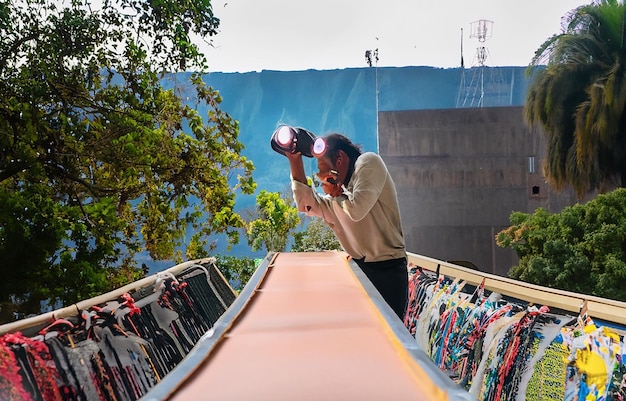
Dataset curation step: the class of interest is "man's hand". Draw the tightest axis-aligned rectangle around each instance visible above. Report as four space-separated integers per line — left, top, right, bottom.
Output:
285 149 302 162
326 181 343 197
318 170 342 197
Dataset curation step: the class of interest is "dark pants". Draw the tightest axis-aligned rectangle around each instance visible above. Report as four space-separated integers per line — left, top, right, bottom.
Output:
354 257 408 320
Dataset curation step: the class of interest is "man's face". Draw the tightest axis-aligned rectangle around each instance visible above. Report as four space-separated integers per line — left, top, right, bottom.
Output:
316 157 338 195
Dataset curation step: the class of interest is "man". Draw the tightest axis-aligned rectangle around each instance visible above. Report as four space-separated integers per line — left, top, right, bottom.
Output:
283 131 408 320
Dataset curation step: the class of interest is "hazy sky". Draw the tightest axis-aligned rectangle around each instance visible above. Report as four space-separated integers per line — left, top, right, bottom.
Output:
200 0 591 73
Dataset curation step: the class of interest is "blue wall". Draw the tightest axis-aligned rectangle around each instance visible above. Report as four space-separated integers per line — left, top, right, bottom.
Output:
202 65 533 188
150 66 536 265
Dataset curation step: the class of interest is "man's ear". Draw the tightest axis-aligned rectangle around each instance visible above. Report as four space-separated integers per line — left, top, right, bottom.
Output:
336 149 347 168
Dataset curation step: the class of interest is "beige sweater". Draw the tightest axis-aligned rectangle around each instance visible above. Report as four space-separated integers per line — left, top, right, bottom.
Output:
292 152 406 262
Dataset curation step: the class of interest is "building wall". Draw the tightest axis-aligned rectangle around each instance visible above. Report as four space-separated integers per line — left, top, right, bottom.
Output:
379 106 581 276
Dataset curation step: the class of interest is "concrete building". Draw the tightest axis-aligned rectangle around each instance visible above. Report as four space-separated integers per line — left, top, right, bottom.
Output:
379 106 582 276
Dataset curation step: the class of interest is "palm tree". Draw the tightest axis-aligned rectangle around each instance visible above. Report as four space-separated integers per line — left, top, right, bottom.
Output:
525 0 626 199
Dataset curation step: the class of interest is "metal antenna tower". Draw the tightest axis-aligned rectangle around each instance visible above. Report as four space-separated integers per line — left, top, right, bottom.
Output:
471 20 491 107
456 19 510 108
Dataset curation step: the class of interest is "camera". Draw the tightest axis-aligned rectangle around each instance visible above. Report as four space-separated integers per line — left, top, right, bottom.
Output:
270 125 327 158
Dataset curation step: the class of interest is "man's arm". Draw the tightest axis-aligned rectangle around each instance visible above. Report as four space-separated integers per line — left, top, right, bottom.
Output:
286 152 308 185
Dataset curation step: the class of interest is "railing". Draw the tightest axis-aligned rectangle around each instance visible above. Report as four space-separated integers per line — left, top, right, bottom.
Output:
144 251 475 401
1 252 625 401
0 258 235 401
405 251 626 401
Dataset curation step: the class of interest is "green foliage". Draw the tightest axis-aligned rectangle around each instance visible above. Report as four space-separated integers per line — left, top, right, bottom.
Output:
0 0 255 319
214 254 258 292
246 190 299 252
496 188 626 300
525 0 626 198
292 218 342 252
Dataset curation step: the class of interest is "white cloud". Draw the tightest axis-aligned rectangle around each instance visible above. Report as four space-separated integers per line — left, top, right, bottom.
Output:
200 0 589 72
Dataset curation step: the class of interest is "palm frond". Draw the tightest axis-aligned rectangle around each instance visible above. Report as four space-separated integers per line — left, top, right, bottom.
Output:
525 0 626 197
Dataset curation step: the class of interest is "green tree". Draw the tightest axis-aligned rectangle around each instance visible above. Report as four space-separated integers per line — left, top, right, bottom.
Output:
525 0 626 198
185 242 256 294
496 188 626 301
214 254 258 292
246 190 299 253
292 217 342 252
0 0 255 319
